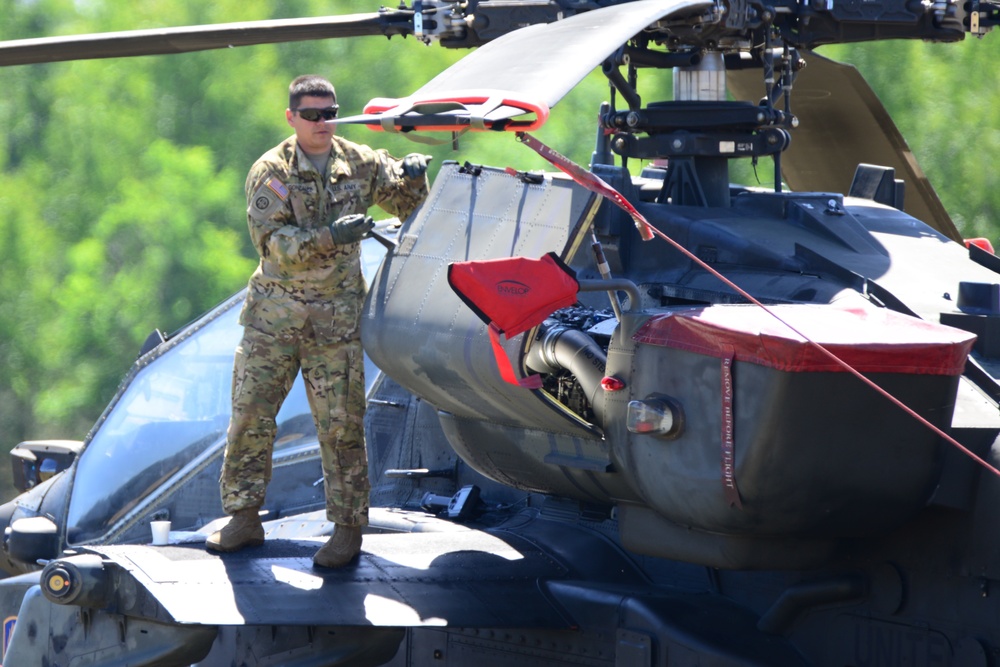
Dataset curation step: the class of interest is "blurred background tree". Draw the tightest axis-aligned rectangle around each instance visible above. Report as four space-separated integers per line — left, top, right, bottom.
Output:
0 0 996 501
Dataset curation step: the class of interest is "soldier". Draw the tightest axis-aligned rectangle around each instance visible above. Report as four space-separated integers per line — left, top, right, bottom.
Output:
206 75 430 567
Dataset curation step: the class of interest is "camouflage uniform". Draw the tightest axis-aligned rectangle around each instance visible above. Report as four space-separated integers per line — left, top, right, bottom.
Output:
221 134 428 526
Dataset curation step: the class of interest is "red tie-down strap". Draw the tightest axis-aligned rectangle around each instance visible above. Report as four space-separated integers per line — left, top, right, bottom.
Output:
448 252 579 388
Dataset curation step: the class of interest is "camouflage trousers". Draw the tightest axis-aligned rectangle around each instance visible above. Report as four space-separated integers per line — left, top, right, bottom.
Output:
220 321 369 526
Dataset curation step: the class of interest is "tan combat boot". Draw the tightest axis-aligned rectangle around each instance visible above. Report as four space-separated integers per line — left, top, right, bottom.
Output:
205 508 264 552
313 524 363 568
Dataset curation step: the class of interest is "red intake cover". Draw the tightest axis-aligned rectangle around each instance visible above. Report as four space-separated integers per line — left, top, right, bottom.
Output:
448 252 579 336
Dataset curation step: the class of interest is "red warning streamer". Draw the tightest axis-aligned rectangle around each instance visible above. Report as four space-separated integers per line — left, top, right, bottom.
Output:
720 345 742 508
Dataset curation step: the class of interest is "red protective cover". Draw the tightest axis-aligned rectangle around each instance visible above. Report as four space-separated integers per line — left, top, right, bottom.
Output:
448 253 579 388
633 305 976 375
448 253 579 336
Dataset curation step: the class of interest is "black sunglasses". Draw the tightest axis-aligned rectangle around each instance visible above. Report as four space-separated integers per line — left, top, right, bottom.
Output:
295 106 339 122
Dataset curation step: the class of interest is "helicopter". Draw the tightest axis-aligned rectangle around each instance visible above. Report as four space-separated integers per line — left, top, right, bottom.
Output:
1 0 1000 665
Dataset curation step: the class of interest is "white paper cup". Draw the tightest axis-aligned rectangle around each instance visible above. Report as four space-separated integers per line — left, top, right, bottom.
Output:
150 520 171 545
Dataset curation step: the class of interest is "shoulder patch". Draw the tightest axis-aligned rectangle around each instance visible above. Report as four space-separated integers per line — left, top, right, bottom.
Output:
248 177 288 221
266 177 289 199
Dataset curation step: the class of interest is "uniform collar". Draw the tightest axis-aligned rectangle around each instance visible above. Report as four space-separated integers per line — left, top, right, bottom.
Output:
288 136 351 181
292 141 330 177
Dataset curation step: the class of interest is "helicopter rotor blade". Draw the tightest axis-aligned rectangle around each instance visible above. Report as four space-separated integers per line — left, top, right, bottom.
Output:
337 0 714 133
0 13 414 67
413 0 712 110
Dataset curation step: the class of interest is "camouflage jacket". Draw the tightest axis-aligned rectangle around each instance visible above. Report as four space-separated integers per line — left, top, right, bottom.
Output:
240 135 428 342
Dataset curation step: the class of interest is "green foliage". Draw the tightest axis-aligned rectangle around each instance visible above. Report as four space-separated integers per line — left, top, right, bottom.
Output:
0 1 996 506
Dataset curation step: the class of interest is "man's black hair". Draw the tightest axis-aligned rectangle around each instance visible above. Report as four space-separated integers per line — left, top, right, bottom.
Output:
289 75 336 109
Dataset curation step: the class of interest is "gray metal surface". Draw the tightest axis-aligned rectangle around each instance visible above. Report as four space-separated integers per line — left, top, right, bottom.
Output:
362 162 600 434
88 525 572 627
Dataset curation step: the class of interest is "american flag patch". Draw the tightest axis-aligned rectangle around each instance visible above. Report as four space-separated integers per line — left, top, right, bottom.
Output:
266 177 289 200
4 615 16 659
